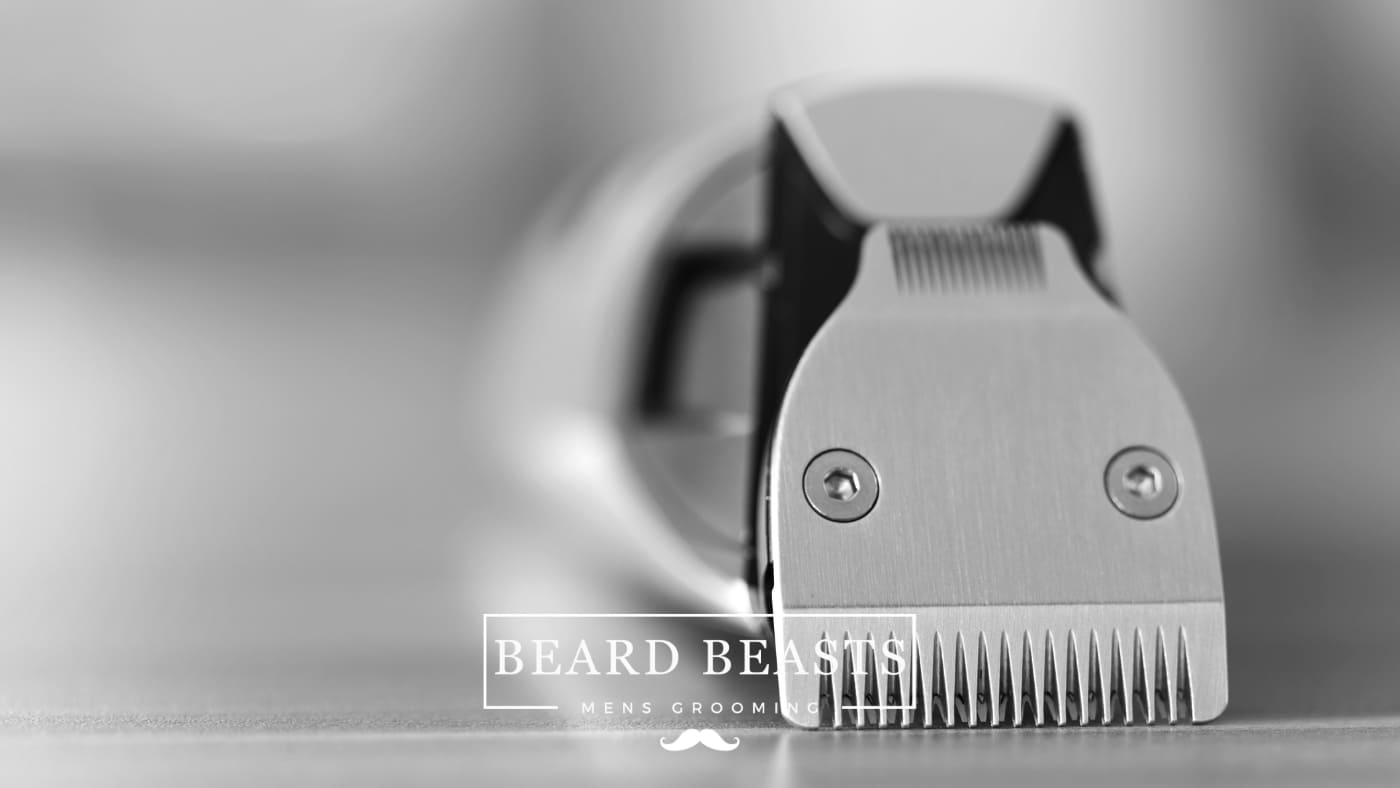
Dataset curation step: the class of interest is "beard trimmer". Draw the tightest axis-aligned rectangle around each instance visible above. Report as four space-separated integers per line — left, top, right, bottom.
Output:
486 77 1226 729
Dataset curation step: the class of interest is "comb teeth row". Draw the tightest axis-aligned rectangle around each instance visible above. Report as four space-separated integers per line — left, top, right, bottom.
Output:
889 225 1044 293
775 605 1226 729
814 627 1189 728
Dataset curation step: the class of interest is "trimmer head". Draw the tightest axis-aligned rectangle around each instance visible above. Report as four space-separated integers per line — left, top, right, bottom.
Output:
766 224 1226 727
755 82 1227 728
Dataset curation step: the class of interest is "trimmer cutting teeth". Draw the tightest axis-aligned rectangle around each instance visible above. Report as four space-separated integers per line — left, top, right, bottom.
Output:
777 605 1223 728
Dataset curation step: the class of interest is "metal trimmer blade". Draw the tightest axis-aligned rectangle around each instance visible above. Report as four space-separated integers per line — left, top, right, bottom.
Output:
754 81 1227 728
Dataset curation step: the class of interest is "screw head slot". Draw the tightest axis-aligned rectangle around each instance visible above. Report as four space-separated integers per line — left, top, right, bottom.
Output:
1105 447 1179 519
804 449 879 522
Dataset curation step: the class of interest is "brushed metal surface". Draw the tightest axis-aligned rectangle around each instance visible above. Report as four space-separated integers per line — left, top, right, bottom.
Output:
768 225 1223 609
766 223 1227 725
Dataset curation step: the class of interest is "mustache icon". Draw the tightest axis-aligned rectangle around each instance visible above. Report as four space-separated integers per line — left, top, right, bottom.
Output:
658 728 741 752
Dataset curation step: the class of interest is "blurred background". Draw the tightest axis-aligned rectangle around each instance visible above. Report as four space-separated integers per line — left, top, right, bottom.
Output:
2 0 1399 739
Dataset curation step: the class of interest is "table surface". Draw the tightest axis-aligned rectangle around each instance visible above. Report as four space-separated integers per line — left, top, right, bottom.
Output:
3 469 1399 787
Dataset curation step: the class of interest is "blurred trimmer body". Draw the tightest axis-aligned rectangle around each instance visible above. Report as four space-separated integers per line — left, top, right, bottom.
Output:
489 78 1226 728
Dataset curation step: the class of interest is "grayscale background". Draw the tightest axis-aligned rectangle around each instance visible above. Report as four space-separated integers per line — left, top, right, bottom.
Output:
2 0 1399 784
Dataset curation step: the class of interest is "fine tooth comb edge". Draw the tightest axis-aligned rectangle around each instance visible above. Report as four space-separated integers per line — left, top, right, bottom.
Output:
774 603 1225 728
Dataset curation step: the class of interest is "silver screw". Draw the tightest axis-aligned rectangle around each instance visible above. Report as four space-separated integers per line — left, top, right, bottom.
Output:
804 449 879 522
823 468 859 501
1105 447 1179 519
1122 464 1163 500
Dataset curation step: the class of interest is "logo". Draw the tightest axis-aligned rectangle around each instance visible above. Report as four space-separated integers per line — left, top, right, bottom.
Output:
482 612 916 728
658 728 740 752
